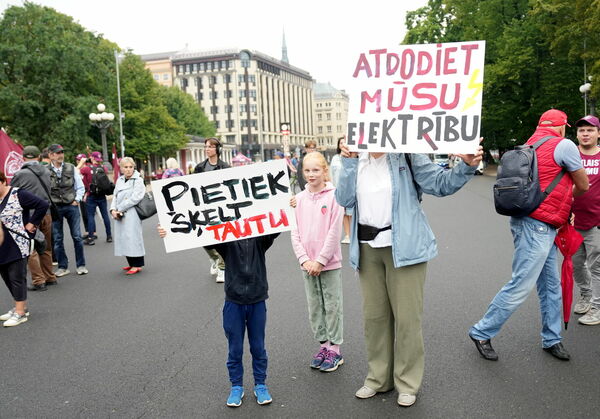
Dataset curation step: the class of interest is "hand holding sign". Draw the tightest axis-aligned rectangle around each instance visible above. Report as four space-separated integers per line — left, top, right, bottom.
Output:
456 137 484 166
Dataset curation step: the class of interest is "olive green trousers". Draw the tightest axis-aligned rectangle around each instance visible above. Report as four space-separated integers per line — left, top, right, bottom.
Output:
359 244 427 395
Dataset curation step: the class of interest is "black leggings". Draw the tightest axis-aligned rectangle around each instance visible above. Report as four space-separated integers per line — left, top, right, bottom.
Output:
126 256 145 268
0 258 28 302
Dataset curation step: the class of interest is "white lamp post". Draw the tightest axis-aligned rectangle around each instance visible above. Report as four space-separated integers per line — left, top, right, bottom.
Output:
89 104 115 162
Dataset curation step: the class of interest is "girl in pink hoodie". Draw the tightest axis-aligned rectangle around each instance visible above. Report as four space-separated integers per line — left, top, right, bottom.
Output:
291 152 345 372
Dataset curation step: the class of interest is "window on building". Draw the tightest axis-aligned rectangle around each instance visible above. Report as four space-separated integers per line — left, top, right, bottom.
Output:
250 90 256 99
192 63 197 72
336 113 341 120
210 106 218 114
327 126 332 133
226 120 235 129
317 113 322 121
337 125 342 132
326 113 331 120
210 76 217 85
318 127 323 134
163 74 169 80
225 105 233 113
214 120 220 129
240 104 247 113
153 74 159 80
198 92 203 101
226 90 233 98
200 62 206 71
238 75 244 83
185 64 190 73
210 91 218 99
226 134 235 143
196 76 202 88
251 104 257 113
224 74 231 83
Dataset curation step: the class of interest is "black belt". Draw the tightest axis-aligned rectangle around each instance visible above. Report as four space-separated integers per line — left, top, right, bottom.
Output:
357 224 391 241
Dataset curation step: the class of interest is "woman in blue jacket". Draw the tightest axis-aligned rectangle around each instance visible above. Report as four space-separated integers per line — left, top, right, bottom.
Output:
335 143 482 407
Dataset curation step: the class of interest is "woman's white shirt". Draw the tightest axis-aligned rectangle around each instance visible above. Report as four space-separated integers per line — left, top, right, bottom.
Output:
356 153 392 248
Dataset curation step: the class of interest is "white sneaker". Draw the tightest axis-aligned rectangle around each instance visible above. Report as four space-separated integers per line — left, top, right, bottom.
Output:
397 393 417 407
355 386 376 399
3 312 28 327
578 307 600 325
341 236 350 244
55 268 70 277
574 294 592 314
0 308 30 321
216 269 225 283
210 260 218 276
76 266 88 275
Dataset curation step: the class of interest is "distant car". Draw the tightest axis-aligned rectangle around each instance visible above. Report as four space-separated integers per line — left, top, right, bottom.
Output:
433 154 449 169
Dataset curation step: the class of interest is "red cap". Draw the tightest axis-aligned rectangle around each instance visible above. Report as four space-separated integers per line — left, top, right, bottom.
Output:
538 109 570 127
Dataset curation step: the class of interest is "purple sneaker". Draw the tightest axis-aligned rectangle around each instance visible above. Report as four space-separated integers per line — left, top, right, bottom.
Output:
310 346 329 369
320 349 344 372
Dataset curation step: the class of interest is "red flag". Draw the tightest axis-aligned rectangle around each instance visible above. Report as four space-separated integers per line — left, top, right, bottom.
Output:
0 130 23 183
112 143 120 183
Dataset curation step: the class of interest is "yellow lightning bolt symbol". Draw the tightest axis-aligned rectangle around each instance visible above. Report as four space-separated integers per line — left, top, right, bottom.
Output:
462 69 483 111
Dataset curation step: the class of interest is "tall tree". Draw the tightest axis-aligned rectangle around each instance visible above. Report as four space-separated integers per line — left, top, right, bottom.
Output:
0 2 117 153
117 53 187 160
403 0 590 150
157 85 216 138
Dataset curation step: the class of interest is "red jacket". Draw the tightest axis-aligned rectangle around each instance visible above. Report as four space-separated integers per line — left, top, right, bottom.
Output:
526 127 573 227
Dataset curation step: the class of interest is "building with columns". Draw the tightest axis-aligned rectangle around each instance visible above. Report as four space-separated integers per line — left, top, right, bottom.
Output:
313 82 349 150
168 48 314 160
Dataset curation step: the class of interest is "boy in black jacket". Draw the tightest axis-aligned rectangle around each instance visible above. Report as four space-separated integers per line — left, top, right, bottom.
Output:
207 234 279 407
157 227 278 408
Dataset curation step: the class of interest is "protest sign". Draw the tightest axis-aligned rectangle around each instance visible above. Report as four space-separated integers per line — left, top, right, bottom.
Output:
152 160 296 253
347 41 485 154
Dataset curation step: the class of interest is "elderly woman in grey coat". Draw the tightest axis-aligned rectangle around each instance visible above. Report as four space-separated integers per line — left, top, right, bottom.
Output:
110 157 146 275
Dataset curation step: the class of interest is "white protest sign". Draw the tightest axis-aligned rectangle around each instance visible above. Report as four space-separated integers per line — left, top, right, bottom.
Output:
347 40 485 154
152 160 296 253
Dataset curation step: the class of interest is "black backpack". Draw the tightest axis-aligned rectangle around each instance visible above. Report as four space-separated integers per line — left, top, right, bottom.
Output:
90 166 115 196
493 136 566 217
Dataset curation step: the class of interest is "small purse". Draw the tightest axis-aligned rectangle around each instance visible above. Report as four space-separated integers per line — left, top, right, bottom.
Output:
357 224 392 241
134 192 157 221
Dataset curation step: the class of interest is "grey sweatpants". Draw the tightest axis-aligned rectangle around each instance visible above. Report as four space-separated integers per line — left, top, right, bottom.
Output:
573 227 600 309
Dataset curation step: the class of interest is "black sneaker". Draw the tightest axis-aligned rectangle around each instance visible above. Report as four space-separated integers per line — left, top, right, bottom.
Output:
106 236 113 243
28 283 47 291
84 237 95 245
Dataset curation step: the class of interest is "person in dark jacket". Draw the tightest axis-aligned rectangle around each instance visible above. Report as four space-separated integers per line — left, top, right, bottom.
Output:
194 137 230 283
10 146 56 291
157 226 278 408
0 170 49 327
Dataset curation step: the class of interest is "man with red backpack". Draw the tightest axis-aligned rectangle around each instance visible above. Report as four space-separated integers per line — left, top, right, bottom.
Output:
80 151 113 245
469 109 589 361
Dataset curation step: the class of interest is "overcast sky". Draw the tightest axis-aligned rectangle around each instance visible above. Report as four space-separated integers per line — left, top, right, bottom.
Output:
0 0 428 90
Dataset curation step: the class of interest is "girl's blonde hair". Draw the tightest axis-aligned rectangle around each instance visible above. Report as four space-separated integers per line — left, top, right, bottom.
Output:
302 151 330 182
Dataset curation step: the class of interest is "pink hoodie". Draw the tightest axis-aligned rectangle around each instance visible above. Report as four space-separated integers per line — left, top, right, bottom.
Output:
291 182 343 271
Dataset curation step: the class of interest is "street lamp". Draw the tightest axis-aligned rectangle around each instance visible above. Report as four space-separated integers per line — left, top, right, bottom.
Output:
579 78 596 116
89 103 114 162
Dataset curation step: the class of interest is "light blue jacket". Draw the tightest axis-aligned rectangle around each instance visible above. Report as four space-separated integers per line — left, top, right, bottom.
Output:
335 153 476 270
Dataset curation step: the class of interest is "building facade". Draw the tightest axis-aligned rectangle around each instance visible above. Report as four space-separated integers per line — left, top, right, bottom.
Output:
313 82 349 150
170 48 314 160
142 51 176 87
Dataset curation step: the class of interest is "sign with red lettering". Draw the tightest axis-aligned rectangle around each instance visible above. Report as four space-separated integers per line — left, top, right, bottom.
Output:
347 41 485 154
152 160 296 253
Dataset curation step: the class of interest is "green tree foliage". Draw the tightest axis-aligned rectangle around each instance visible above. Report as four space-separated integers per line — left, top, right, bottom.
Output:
0 2 116 153
157 85 216 138
403 0 598 150
116 54 187 159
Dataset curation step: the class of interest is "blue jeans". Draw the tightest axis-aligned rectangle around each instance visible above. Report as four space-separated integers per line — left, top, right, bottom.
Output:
223 301 267 387
470 216 562 348
52 204 86 269
86 194 112 237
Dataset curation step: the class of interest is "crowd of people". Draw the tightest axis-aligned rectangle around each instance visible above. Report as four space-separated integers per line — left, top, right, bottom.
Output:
1 110 598 410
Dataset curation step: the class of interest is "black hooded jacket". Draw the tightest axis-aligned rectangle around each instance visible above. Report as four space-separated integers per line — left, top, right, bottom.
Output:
207 233 279 305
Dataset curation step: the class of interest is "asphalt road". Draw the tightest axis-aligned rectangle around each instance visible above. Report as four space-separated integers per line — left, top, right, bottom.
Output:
2 174 599 418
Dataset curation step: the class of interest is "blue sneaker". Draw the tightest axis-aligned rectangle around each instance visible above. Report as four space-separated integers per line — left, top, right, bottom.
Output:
226 386 244 407
254 384 272 405
310 346 329 369
320 349 344 372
